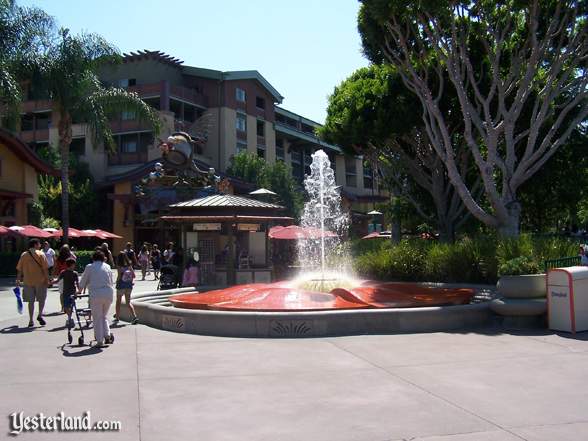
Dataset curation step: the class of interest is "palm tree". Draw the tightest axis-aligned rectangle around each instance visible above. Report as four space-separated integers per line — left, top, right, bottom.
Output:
38 28 160 243
0 0 54 127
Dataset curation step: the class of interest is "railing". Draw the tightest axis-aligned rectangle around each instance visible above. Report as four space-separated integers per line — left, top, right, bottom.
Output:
110 119 152 133
108 151 148 166
170 85 208 107
544 256 581 272
19 129 49 143
21 100 52 113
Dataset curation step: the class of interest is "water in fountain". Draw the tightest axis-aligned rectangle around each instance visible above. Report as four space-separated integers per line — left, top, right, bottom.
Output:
295 150 352 290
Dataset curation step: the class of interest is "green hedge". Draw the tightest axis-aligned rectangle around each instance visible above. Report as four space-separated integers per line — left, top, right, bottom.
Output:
352 235 579 284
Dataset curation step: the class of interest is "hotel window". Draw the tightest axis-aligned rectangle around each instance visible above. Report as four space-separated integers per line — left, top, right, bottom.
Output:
345 157 357 187
291 149 303 182
118 78 136 88
276 139 285 161
257 145 265 159
363 162 374 190
328 153 337 176
236 87 246 102
256 119 265 137
121 110 136 120
120 134 138 153
256 96 265 110
236 141 248 154
236 112 247 132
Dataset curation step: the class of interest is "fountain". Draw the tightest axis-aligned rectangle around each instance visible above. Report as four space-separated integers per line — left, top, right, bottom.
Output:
130 150 492 337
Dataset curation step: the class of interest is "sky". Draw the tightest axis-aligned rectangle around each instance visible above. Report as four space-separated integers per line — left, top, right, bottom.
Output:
19 0 369 124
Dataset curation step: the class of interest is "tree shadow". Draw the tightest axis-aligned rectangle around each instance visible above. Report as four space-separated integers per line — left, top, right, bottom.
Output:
60 344 102 357
0 325 34 334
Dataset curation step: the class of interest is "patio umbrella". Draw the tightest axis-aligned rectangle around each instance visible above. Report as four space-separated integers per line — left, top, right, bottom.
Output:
361 232 392 240
268 225 338 240
42 227 58 233
94 229 123 239
9 225 53 238
81 229 108 240
0 225 11 235
51 227 89 238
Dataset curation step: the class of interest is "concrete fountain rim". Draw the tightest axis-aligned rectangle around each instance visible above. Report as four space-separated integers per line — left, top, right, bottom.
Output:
127 282 496 338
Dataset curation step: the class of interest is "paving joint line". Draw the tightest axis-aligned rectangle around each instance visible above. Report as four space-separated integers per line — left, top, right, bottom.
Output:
135 326 142 441
326 339 530 441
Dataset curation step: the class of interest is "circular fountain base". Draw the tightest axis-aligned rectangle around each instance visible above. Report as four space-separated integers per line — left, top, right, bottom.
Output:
129 283 494 338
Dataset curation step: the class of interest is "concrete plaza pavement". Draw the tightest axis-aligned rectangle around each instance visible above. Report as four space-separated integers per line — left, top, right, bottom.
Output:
1 274 588 440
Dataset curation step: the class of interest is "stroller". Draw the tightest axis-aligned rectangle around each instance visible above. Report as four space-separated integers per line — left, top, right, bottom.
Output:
157 264 179 290
66 294 91 346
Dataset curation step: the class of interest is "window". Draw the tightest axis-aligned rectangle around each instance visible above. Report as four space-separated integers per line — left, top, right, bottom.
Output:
291 149 303 182
256 119 264 137
303 150 313 175
236 113 247 132
345 157 357 187
256 96 265 110
328 153 337 176
236 141 248 154
118 78 136 87
257 145 265 159
120 134 138 153
70 137 85 156
276 139 285 161
21 114 34 131
363 162 374 190
236 87 246 102
301 123 315 135
121 110 136 120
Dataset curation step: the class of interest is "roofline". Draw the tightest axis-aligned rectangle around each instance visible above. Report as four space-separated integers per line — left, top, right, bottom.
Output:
275 106 322 127
0 129 59 176
223 71 284 103
274 124 342 153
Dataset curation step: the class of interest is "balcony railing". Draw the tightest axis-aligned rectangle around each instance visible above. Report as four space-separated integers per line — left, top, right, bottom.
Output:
169 85 208 107
19 129 49 143
108 150 148 166
21 100 52 113
110 119 153 134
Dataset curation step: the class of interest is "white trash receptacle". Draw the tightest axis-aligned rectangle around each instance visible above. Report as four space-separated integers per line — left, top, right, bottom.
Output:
547 266 588 333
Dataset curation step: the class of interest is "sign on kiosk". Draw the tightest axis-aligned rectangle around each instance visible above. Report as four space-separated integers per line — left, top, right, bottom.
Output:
547 266 588 333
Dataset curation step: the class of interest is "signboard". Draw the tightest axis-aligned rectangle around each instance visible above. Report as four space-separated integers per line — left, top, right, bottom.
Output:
238 223 260 231
193 223 221 231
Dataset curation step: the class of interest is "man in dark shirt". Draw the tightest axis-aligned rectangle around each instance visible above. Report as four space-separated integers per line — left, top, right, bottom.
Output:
58 258 79 328
124 242 138 267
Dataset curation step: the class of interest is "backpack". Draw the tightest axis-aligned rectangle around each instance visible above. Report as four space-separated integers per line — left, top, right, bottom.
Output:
121 267 134 283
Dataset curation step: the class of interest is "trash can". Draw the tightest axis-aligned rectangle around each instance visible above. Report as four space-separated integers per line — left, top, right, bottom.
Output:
547 266 588 333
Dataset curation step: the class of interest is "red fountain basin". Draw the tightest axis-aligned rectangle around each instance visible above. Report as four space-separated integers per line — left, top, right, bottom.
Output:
168 281 475 312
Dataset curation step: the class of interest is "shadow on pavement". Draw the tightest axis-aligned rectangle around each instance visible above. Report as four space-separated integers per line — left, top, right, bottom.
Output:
0 325 34 334
60 344 102 357
44 311 65 317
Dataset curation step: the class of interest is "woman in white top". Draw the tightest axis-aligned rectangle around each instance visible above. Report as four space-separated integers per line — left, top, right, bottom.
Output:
79 250 115 347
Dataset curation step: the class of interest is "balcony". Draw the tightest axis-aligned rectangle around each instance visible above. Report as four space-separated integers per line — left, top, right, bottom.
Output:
110 119 153 134
19 129 49 143
127 83 162 97
21 100 52 113
108 150 148 166
169 85 208 108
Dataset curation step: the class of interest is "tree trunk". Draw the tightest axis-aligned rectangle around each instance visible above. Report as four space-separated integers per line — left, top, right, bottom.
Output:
497 202 521 238
438 222 455 243
58 111 72 244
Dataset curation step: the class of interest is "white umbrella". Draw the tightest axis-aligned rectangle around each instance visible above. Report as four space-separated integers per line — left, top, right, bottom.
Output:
42 228 58 233
249 188 277 196
367 210 383 215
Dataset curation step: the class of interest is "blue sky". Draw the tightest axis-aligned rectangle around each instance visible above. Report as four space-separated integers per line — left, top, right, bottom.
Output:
19 0 369 123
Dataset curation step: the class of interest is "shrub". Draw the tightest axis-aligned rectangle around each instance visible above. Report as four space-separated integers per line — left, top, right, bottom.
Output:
498 256 541 276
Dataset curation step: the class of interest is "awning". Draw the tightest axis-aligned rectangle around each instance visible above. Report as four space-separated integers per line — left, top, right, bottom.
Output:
268 225 338 240
9 225 53 238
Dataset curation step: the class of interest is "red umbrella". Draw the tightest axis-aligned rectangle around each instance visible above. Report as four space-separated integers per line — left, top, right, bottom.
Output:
9 225 53 238
361 232 392 240
51 227 89 238
81 230 109 240
268 225 338 240
0 225 11 235
95 229 123 239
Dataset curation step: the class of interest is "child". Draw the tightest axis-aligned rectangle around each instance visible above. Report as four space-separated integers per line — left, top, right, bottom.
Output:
182 258 199 288
114 251 138 324
58 258 79 328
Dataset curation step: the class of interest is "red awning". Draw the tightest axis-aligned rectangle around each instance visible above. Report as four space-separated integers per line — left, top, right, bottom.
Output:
51 228 90 238
268 225 338 240
9 225 53 238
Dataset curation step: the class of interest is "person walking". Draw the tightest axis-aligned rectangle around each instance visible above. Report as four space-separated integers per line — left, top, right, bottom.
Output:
57 258 79 328
151 244 161 280
100 242 115 268
16 238 49 327
113 251 138 324
138 245 150 281
124 242 138 267
42 241 55 283
78 250 115 347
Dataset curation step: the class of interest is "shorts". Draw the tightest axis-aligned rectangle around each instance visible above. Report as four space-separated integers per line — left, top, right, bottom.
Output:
23 285 48 303
62 292 75 309
116 280 133 290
